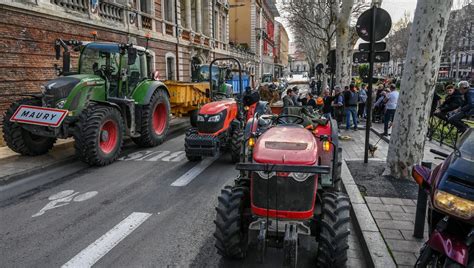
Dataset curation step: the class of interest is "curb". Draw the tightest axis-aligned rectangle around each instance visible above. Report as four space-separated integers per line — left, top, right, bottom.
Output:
341 159 396 268
0 118 190 185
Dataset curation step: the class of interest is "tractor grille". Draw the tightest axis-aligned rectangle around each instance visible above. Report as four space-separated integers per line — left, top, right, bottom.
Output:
185 133 219 156
252 172 316 212
42 77 81 107
196 110 227 133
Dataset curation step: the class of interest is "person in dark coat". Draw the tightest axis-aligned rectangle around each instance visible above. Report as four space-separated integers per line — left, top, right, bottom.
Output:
434 85 463 120
448 81 474 132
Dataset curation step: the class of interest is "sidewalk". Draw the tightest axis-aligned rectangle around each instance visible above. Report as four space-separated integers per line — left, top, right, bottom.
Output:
0 117 190 184
339 124 450 267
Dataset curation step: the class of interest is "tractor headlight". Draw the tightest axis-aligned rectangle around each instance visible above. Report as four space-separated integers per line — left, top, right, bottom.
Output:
290 172 312 182
256 171 276 179
434 190 474 220
197 115 205 122
56 99 66 109
208 114 221 122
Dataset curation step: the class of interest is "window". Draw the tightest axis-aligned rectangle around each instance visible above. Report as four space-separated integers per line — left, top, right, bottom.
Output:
220 15 226 42
140 0 152 13
165 53 176 80
164 0 174 22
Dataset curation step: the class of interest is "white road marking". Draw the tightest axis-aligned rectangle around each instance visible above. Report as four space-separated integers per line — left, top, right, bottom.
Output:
62 212 152 268
32 190 98 217
170 157 218 187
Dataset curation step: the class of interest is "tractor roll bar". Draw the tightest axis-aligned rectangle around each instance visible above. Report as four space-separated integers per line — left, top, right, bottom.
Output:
209 57 243 101
236 163 330 174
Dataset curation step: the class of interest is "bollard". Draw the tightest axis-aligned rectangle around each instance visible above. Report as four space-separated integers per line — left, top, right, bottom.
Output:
413 161 432 239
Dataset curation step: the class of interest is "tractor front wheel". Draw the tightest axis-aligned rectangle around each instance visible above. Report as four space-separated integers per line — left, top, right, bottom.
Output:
74 105 124 166
230 128 243 163
132 88 170 147
214 185 250 259
2 98 56 156
316 192 351 268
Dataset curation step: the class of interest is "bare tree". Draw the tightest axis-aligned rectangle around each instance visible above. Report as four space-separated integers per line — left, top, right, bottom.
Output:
385 0 453 178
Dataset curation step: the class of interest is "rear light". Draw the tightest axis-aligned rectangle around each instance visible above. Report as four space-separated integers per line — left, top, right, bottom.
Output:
322 141 330 151
248 137 255 147
412 168 425 185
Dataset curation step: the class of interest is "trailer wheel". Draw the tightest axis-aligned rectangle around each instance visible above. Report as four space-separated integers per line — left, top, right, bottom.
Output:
317 192 351 268
2 98 56 156
132 88 170 147
74 105 124 166
214 185 250 259
230 128 243 163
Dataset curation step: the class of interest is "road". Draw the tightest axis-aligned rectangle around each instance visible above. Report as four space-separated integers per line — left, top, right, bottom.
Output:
0 129 365 267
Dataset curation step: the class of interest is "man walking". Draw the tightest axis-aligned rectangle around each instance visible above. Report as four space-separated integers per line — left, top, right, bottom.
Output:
332 86 345 127
358 84 368 119
344 84 359 130
382 84 399 136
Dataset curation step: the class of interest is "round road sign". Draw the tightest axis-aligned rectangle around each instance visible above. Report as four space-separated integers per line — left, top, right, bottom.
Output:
356 7 392 42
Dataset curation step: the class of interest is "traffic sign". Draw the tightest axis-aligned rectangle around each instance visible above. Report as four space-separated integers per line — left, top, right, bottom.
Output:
356 7 392 42
353 51 390 63
359 42 386 52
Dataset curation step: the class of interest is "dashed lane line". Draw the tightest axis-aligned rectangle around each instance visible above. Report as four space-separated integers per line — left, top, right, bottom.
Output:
170 157 218 187
62 212 152 268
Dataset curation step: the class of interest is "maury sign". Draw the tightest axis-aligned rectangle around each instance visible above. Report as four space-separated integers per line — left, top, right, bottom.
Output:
10 105 68 127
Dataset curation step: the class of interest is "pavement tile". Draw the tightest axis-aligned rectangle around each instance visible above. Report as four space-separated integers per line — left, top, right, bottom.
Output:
401 199 416 206
388 212 416 222
402 205 417 214
367 203 404 212
352 203 379 232
392 251 418 266
380 197 405 205
375 219 415 231
364 196 382 204
379 228 404 240
371 211 391 220
386 239 424 253
400 229 428 241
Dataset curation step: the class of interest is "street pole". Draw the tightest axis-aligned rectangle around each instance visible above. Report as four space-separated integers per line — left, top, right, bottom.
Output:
364 6 377 163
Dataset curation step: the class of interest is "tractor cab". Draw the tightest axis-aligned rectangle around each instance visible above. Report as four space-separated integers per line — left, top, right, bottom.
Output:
194 64 233 99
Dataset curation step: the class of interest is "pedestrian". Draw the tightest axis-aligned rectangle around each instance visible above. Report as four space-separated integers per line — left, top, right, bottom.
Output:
434 85 463 120
283 88 295 107
382 84 399 136
343 84 359 130
332 86 344 127
447 81 474 133
310 78 316 94
306 93 317 110
322 89 333 119
358 84 368 119
291 86 302 106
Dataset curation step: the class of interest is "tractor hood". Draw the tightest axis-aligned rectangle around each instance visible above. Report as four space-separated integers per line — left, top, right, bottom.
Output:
42 75 104 108
199 99 237 115
253 125 318 165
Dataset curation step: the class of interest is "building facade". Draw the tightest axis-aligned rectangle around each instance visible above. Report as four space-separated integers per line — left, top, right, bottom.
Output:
274 20 289 78
0 0 263 118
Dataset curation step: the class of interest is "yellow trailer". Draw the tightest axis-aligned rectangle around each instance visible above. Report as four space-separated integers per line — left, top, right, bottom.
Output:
164 81 211 117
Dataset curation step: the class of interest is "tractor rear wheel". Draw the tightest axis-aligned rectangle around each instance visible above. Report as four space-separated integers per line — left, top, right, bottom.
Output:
316 192 351 268
74 105 124 166
230 128 243 163
132 88 170 147
2 98 56 156
214 185 250 259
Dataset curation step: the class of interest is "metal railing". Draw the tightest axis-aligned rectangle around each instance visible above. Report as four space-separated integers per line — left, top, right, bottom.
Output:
98 2 124 23
51 0 88 13
427 116 461 147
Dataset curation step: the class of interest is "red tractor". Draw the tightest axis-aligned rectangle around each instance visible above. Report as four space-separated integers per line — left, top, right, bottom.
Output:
185 58 269 162
213 108 348 267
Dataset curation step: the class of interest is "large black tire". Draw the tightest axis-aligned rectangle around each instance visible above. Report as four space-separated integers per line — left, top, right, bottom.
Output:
132 88 170 147
2 98 56 156
214 185 250 259
74 105 124 166
185 127 202 162
230 128 243 163
317 192 351 268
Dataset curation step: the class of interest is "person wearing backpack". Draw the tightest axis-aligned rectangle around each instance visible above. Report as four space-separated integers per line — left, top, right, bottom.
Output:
344 84 359 130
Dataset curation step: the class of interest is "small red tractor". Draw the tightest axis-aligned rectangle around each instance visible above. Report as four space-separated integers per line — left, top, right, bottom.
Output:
184 58 269 162
213 107 348 267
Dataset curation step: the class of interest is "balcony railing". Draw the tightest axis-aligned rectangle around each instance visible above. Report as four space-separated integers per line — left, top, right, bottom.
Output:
98 2 124 23
51 0 88 13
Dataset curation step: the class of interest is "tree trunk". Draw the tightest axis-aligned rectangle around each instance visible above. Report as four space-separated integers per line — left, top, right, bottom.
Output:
334 0 354 87
385 0 453 179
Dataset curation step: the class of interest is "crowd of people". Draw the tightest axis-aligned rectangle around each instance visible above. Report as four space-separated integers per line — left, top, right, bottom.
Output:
280 79 473 134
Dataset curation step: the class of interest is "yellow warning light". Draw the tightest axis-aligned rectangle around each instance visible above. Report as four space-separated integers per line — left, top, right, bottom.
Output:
323 141 330 151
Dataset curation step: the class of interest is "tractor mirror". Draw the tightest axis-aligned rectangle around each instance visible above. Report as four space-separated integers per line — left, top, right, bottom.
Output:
55 42 61 60
128 47 137 65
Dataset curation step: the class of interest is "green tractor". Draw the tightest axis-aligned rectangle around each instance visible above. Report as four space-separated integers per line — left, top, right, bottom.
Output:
2 39 171 166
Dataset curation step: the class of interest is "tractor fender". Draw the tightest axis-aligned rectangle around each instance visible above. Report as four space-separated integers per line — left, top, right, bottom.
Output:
89 99 121 110
132 80 170 105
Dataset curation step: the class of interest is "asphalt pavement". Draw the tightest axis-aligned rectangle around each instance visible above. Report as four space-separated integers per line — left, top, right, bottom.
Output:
0 128 366 267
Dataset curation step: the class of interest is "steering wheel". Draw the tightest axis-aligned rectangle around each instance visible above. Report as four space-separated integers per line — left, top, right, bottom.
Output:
100 65 116 75
275 114 305 125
